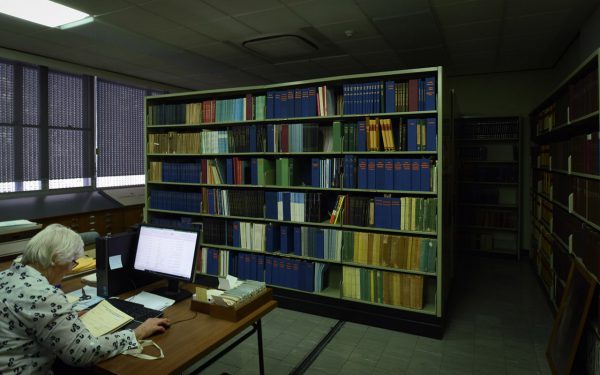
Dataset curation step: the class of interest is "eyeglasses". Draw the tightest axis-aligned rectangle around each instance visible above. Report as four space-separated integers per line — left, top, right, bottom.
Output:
71 259 79 268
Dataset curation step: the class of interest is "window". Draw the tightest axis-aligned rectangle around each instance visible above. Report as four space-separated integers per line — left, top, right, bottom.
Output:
0 57 166 194
96 79 163 188
0 62 43 193
48 70 93 189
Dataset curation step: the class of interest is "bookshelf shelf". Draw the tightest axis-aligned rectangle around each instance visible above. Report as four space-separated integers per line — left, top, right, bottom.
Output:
530 49 600 370
455 116 522 259
145 67 447 335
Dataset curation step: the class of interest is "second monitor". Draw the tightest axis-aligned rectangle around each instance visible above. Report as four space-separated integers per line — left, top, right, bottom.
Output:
133 224 200 302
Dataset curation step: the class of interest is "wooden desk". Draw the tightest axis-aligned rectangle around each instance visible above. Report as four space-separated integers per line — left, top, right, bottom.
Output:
0 261 276 374
93 283 276 375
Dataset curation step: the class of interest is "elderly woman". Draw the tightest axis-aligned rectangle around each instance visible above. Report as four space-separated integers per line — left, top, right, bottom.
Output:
0 224 170 374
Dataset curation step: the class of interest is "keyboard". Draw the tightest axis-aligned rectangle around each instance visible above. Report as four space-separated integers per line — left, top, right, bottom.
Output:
106 298 163 323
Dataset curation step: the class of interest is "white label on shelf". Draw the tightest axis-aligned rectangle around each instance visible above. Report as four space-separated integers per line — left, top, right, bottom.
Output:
568 193 573 213
567 106 570 124
568 234 573 254
568 155 572 174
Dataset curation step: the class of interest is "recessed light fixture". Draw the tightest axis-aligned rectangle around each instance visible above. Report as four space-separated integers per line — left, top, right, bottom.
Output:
242 34 318 59
0 0 91 28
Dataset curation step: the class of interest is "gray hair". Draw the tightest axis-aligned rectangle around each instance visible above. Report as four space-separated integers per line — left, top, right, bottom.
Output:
21 224 84 268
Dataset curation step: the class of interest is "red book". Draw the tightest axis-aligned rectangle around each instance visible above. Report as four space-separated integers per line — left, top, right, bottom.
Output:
408 79 418 112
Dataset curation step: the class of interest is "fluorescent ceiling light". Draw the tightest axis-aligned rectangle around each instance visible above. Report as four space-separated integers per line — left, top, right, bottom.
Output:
0 0 90 28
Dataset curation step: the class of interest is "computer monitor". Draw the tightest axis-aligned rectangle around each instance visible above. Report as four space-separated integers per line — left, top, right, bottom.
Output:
133 224 200 302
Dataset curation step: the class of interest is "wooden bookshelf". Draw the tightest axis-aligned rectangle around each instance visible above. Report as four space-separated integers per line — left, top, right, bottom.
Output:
143 67 448 336
530 48 600 373
455 116 522 259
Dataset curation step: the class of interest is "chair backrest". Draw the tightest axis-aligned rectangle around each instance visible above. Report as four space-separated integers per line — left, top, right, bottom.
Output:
79 231 100 246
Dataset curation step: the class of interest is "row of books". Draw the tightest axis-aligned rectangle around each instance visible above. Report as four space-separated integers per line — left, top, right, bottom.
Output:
148 132 201 154
342 266 424 309
203 248 323 293
459 146 487 161
149 77 437 126
342 195 437 232
149 155 437 193
203 219 436 272
147 118 437 155
535 69 598 134
147 95 268 125
149 190 201 213
227 221 343 260
459 208 517 228
150 189 437 232
546 131 600 175
343 77 436 115
459 164 518 183
458 119 519 140
341 232 437 273
266 257 327 292
354 157 436 192
148 161 201 183
572 178 600 227
341 118 437 152
264 191 327 223
458 186 512 205
202 189 265 218
266 87 323 118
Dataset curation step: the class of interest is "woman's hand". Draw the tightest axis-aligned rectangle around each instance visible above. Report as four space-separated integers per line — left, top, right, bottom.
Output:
133 317 170 340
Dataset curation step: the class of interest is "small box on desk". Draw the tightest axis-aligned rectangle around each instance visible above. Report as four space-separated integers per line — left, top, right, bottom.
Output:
190 288 273 322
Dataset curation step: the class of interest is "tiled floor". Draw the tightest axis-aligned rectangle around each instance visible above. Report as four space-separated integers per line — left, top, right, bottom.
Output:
188 255 554 375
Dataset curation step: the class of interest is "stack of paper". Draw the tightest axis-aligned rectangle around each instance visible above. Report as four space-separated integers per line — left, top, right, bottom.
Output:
126 291 175 311
80 300 133 337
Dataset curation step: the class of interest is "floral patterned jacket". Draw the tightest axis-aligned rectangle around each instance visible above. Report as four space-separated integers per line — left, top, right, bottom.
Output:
0 262 139 374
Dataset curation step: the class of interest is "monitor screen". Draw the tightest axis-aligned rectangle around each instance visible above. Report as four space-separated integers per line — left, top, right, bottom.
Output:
133 225 199 282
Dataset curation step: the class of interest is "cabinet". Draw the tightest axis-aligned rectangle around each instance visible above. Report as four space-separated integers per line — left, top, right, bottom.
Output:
35 205 143 236
144 67 448 335
456 116 521 259
530 49 600 373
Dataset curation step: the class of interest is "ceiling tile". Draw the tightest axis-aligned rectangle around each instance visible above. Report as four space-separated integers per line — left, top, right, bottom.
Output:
434 0 503 28
275 59 329 79
337 36 392 55
313 19 379 42
450 50 496 72
353 0 430 19
240 64 293 83
203 0 282 16
234 7 309 33
311 54 365 75
447 37 498 55
373 11 443 50
504 0 592 17
143 27 213 49
396 45 451 70
98 6 180 33
287 0 365 26
187 42 267 68
188 17 258 41
444 20 501 44
138 0 226 24
351 50 403 71
503 10 569 36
